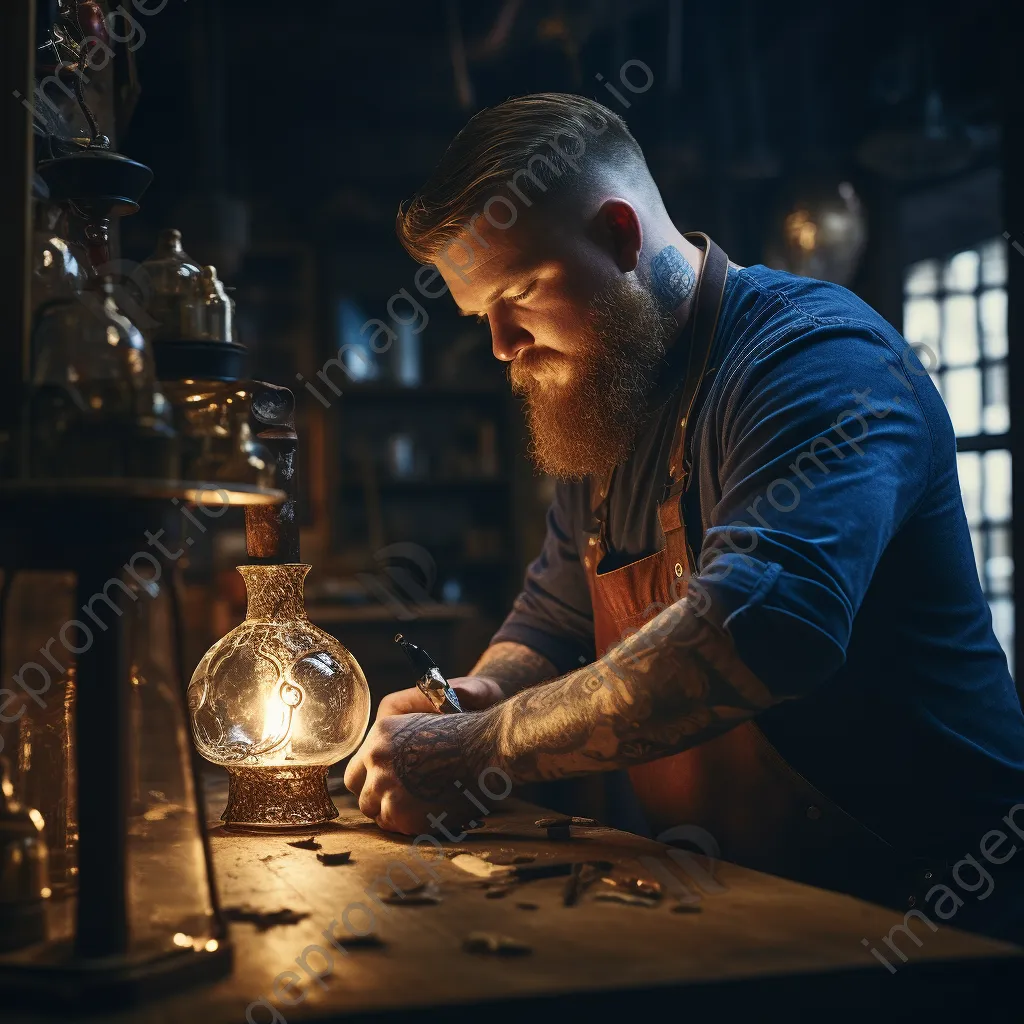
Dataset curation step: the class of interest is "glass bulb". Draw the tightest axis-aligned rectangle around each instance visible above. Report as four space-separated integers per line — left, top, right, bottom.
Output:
188 564 370 828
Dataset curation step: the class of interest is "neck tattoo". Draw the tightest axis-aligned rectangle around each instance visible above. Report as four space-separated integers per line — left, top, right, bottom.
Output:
650 244 696 311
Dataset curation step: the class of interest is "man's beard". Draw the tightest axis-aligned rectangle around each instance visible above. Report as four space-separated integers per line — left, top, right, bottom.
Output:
509 277 677 481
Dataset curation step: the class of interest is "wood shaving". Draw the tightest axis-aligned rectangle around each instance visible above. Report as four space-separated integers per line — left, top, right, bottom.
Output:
377 881 442 906
594 891 658 908
450 853 509 879
287 837 322 851
463 931 532 956
316 851 352 866
223 905 310 931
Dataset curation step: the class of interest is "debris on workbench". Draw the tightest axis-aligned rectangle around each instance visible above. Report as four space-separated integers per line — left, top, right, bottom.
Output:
377 880 442 906
562 862 585 906
223 905 310 931
485 849 536 866
450 853 508 879
287 837 322 851
317 850 352 866
463 931 532 956
535 815 572 840
562 861 605 906
511 859 613 882
336 932 387 947
594 891 659 908
443 848 478 859
485 885 512 899
621 877 663 901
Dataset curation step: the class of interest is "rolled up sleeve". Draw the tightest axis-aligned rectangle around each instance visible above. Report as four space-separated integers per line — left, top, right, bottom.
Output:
693 320 935 696
491 482 595 673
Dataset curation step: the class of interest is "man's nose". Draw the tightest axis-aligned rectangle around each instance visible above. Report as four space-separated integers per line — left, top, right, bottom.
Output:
490 315 533 362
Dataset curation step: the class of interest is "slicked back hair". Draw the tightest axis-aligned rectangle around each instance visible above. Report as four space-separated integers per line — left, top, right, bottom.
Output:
396 93 646 265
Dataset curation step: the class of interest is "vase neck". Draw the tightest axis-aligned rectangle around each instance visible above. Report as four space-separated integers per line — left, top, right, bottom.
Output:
238 564 309 621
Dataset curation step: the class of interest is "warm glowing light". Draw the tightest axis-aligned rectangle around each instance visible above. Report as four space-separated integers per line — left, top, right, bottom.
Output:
40 886 52 898
188 564 370 827
173 932 193 948
106 326 120 346
783 209 819 253
27 808 45 831
42 250 53 268
204 939 220 952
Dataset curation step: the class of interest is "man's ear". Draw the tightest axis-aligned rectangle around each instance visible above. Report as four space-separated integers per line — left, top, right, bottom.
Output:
595 198 642 273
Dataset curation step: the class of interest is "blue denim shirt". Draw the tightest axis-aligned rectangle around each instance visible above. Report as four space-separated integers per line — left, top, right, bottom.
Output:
493 264 1024 858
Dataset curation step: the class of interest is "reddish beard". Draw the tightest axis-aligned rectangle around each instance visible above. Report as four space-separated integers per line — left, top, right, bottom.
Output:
509 278 677 480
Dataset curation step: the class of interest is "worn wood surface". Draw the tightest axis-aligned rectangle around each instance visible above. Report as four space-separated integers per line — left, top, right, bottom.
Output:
10 790 1023 1022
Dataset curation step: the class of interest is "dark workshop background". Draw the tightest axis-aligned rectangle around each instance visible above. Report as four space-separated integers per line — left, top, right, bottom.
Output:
107 0 1019 702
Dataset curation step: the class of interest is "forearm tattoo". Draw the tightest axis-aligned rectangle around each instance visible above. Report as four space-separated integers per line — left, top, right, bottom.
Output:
390 600 778 796
470 641 558 698
389 712 493 802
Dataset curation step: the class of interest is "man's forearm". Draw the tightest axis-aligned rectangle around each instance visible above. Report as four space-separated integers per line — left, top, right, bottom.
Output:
470 641 559 699
487 600 777 781
390 600 779 798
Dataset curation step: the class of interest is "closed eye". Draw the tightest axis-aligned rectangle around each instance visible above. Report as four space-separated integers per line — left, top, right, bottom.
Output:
508 281 537 303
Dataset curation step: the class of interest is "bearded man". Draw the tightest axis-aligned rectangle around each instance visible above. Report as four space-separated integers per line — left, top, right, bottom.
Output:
345 93 1024 936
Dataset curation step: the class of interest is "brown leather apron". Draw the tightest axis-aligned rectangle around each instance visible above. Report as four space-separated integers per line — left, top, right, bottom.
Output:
583 233 928 909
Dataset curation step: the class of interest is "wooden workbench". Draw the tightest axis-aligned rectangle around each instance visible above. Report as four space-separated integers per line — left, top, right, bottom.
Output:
10 786 1023 1022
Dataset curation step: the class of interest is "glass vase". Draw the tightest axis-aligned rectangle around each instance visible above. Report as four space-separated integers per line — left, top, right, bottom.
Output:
187 564 370 828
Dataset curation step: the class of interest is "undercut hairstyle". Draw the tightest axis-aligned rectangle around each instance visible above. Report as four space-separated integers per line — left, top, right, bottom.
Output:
396 92 647 264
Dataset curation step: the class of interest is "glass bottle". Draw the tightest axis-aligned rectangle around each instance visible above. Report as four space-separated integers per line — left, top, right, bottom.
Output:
29 277 177 479
198 266 234 342
136 228 203 342
188 564 370 828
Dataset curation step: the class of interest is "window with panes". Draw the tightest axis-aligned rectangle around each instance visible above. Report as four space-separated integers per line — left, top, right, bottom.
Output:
903 238 1014 675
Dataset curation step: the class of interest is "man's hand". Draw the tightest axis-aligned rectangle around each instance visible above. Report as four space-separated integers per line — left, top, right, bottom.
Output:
344 714 438 833
344 710 491 835
376 676 505 719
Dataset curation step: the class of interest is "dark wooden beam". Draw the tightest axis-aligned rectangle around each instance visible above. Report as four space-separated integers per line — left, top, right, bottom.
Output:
0 0 35 470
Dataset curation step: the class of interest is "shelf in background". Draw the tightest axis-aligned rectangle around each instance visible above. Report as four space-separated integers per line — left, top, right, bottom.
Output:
307 601 478 624
337 384 507 401
339 476 508 492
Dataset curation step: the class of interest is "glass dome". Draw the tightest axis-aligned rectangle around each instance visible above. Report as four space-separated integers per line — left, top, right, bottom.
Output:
188 564 370 828
29 279 177 479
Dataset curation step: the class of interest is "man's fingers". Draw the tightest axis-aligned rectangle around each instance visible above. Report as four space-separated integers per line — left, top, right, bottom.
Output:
344 749 367 796
377 688 433 719
375 791 398 833
359 783 381 824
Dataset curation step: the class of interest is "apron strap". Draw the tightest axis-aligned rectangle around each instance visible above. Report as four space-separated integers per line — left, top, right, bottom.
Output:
665 231 730 491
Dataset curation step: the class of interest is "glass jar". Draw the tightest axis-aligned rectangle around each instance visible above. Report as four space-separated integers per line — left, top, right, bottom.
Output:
188 564 370 828
29 278 178 479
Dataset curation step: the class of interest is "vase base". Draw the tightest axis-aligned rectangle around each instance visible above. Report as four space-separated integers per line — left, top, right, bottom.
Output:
222 765 339 829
